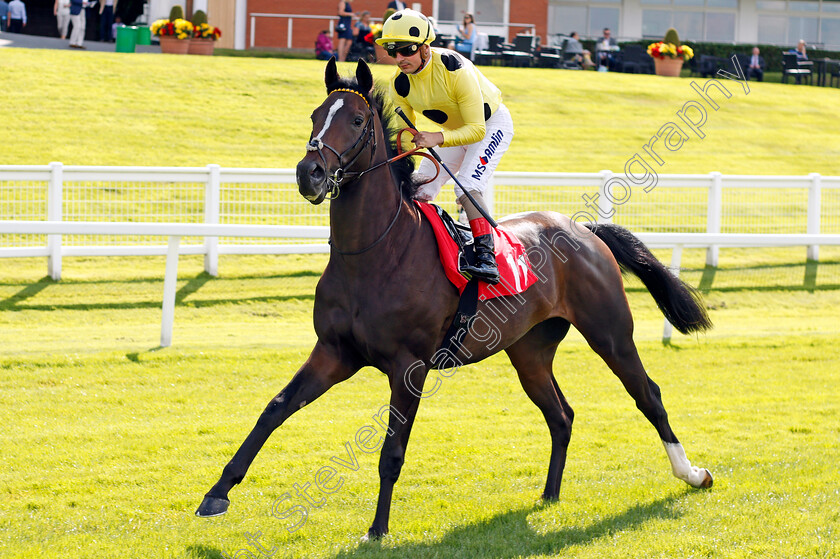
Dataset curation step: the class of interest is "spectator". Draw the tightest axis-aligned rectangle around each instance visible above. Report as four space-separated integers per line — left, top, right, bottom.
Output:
7 0 26 33
387 0 405 10
451 12 476 56
0 0 9 33
84 0 97 40
54 0 70 39
789 39 808 60
352 10 375 61
355 10 371 41
747 46 764 81
565 31 594 69
596 27 619 71
111 14 122 40
99 0 116 41
336 0 355 62
315 29 336 60
68 0 86 48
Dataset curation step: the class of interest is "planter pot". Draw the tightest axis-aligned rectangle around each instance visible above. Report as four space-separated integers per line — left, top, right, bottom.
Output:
189 37 215 56
374 43 397 65
159 35 190 55
654 57 684 77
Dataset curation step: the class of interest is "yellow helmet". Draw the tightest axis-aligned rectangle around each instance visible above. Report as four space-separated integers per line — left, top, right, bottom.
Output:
375 9 436 47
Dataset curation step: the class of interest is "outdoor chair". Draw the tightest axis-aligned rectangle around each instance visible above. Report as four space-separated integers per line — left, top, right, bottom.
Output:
782 53 813 85
473 34 505 66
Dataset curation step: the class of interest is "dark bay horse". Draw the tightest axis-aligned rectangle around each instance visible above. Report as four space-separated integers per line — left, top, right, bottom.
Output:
196 59 714 538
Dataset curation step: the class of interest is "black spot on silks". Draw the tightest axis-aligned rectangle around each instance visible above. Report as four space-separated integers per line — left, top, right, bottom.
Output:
440 50 463 72
484 103 491 121
423 110 449 124
409 26 420 37
395 73 410 97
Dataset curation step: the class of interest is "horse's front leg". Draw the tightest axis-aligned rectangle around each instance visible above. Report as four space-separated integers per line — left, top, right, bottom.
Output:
365 358 428 539
196 341 360 517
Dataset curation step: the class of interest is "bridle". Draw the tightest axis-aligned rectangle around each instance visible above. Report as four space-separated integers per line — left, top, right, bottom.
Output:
305 88 440 256
305 88 378 200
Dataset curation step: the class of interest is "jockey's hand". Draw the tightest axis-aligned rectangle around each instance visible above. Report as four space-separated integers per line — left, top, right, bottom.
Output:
412 131 444 149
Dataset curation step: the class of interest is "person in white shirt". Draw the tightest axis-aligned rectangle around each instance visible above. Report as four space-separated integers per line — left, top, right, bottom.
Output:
54 0 70 39
7 0 26 33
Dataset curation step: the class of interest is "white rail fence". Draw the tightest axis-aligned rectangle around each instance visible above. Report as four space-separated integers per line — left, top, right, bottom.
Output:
3 164 839 279
3 164 840 344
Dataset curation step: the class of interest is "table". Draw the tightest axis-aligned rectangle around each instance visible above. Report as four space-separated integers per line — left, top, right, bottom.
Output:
812 58 839 87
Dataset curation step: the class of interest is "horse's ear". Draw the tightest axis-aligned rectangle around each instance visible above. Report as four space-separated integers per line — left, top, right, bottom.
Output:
356 59 374 96
325 56 339 90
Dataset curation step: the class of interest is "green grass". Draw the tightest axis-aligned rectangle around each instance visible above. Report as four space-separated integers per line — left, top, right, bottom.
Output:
2 47 840 559
1 48 839 175
1 253 839 558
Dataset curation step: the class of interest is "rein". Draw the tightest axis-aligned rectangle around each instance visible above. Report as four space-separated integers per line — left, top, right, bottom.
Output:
309 89 441 256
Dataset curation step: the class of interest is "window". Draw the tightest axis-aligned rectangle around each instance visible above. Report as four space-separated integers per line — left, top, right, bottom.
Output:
550 5 587 36
821 18 840 46
756 0 786 9
642 10 672 36
589 7 620 36
475 0 504 23
789 15 819 40
673 11 705 40
758 14 788 42
705 12 736 40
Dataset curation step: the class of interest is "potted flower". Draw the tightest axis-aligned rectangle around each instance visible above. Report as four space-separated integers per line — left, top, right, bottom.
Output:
189 10 221 56
151 17 194 55
647 28 694 77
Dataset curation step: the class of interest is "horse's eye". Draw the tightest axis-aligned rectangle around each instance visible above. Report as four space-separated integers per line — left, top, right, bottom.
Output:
354 117 364 127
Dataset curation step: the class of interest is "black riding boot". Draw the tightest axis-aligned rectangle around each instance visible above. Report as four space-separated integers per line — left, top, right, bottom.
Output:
461 234 500 284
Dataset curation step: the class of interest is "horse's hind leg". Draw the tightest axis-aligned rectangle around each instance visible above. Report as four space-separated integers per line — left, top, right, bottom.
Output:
505 318 574 500
573 296 713 489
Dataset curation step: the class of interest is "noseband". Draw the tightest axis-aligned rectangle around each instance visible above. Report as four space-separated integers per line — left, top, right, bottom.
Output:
306 88 377 199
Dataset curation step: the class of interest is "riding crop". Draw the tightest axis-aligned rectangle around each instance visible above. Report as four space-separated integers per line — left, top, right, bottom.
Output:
394 107 498 228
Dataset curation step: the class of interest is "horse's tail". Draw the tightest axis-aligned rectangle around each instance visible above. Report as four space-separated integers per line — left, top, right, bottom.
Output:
584 223 712 335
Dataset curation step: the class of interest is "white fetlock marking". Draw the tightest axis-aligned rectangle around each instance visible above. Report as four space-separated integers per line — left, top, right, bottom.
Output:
663 441 709 488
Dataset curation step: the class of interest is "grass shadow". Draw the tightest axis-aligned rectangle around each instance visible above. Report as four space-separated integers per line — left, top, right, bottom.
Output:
332 492 688 559
804 259 818 292
697 264 717 293
0 276 55 310
184 544 227 559
176 272 213 304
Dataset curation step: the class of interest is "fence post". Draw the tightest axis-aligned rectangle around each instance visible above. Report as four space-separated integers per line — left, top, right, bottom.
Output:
287 18 293 49
662 244 683 343
204 164 221 277
47 162 63 281
807 173 821 262
250 16 255 48
706 171 722 267
161 235 181 348
598 170 614 224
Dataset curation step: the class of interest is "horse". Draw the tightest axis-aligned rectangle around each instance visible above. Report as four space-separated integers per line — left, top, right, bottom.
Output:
196 59 714 539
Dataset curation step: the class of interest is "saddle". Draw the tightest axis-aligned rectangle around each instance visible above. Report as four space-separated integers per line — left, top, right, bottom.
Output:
415 201 538 365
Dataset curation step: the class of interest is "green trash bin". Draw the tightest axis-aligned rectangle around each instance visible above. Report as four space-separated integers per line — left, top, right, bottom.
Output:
115 25 136 53
135 26 151 46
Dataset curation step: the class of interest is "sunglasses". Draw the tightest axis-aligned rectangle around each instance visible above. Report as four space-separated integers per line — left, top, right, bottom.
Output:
386 44 419 58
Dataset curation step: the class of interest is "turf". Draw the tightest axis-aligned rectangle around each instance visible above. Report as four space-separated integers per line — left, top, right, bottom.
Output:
1 252 839 559
1 49 839 175
2 49 839 559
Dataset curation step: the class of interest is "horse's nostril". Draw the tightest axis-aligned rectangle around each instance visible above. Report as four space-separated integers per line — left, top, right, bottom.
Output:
309 164 324 182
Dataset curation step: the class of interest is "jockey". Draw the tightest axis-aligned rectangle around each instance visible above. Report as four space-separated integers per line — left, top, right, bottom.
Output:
376 9 513 285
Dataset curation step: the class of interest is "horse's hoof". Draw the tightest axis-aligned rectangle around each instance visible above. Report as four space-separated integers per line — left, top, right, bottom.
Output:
700 468 713 489
195 496 230 517
361 527 386 542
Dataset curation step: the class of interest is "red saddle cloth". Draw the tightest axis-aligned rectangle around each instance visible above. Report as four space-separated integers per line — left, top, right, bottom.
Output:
415 201 538 300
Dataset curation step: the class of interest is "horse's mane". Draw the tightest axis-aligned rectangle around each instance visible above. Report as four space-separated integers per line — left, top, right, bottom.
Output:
326 76 419 200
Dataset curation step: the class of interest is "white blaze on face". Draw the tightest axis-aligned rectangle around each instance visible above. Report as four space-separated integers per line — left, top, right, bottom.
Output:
314 98 345 142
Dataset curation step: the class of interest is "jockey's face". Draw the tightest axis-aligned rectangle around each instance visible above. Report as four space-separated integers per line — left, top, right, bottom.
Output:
396 44 427 74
